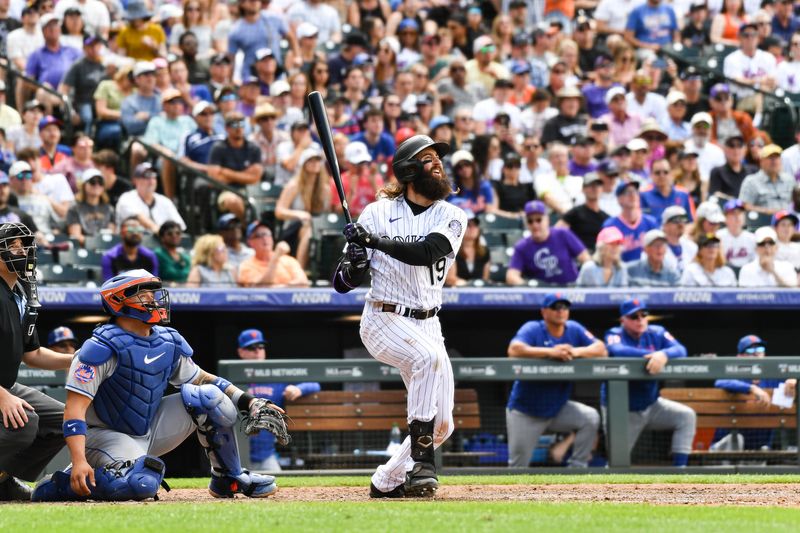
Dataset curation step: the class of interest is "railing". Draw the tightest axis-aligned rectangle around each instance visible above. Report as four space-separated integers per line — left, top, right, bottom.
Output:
124 137 258 235
1 55 74 139
217 357 800 468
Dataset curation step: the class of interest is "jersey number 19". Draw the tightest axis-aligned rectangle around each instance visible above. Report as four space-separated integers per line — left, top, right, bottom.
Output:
428 258 446 285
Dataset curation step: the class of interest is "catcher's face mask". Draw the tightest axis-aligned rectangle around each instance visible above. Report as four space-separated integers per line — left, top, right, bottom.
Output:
0 234 37 281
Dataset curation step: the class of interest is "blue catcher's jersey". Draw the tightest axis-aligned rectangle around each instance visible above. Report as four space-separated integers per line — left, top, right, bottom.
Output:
67 324 195 436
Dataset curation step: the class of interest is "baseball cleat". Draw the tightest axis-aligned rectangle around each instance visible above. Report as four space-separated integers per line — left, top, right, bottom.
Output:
369 483 405 499
0 473 33 501
403 462 438 498
208 471 277 498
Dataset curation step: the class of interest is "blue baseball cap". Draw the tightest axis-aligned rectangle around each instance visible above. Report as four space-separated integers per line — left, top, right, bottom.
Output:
245 220 269 240
47 326 76 347
615 180 640 196
398 18 419 32
238 329 265 348
541 293 570 309
428 115 453 132
217 213 241 230
353 52 374 67
511 61 531 75
620 298 647 317
723 198 745 213
737 334 765 354
524 200 547 215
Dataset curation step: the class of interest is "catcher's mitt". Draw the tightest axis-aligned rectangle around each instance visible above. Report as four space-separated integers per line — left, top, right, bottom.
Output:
242 398 291 445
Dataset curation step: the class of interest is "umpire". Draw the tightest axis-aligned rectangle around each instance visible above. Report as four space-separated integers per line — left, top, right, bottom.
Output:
0 222 73 501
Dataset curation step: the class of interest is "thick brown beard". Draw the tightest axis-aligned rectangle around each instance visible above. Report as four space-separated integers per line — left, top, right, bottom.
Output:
412 167 453 201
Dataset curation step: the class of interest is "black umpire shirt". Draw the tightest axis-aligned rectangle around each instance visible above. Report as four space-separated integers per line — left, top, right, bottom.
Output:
0 280 40 389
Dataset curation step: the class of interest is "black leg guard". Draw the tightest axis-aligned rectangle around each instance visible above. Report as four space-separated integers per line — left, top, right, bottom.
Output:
405 420 438 498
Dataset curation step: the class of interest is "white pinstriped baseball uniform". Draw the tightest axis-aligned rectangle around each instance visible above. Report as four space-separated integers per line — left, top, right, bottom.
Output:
357 195 467 492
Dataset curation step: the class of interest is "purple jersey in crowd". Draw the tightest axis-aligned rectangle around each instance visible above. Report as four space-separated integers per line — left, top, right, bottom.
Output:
508 228 586 284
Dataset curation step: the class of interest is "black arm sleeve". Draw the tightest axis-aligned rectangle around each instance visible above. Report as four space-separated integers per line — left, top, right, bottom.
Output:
332 258 370 294
372 233 453 266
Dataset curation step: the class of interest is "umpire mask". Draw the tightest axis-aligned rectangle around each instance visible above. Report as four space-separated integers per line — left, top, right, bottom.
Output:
0 222 37 280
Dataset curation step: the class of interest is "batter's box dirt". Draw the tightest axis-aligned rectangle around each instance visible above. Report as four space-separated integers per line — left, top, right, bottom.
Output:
161 484 800 506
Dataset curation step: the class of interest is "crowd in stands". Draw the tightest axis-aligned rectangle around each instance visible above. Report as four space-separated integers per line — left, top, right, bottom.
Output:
3 0 800 287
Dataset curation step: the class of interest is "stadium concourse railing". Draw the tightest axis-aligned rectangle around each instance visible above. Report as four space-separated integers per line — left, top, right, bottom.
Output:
1 55 75 139
124 137 258 236
23 356 798 470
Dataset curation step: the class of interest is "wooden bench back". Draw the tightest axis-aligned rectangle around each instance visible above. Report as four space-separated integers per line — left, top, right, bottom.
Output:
286 389 480 431
661 388 796 429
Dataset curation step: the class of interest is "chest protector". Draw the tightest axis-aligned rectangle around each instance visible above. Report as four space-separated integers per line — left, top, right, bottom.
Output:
83 324 189 436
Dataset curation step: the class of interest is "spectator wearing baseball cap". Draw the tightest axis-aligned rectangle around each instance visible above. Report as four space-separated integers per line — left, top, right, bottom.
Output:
472 78 522 135
660 205 698 274
708 134 757 200
684 112 725 182
491 151 534 217
508 62 535 108
180 101 224 167
576 226 628 287
505 292 606 468
46 326 78 354
121 61 161 137
59 33 106 135
679 232 737 286
581 54 619 118
250 103 289 180
37 115 72 174
602 180 660 262
115 162 187 233
691 201 726 247
664 91 691 141
595 159 622 217
717 199 756 268
625 229 681 287
739 226 798 287
723 22 777 105
216 213 254 271
680 3 711 49
326 32 367 89
449 150 496 215
235 327 320 471
600 86 642 148
560 172 610 254
506 200 590 285
466 35 511 94
707 83 756 146
604 298 695 467
65 168 115 246
238 222 309 288
739 144 795 215
772 209 800 269
336 141 383 218
626 70 669 130
25 13 82 95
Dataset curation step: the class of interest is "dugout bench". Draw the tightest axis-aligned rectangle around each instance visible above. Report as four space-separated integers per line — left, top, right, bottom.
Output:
661 388 798 465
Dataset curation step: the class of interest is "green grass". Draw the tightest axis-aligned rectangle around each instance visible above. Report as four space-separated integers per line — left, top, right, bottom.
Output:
2 501 800 533
165 473 800 489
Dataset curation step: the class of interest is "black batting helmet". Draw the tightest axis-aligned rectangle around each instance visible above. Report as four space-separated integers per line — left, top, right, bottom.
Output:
392 135 449 183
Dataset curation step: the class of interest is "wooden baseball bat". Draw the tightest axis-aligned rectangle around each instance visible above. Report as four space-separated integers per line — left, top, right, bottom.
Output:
307 91 352 224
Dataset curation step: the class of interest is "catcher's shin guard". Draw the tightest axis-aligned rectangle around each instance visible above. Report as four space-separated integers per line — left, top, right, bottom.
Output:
31 455 166 502
405 419 438 497
181 383 277 497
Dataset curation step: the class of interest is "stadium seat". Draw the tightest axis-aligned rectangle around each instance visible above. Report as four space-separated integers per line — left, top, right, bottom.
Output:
312 213 345 237
58 247 104 268
488 263 507 283
479 213 524 233
746 211 772 231
37 264 91 285
84 233 121 252
482 232 504 248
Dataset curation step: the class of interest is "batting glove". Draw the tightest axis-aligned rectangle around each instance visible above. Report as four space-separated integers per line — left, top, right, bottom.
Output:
346 243 369 270
343 223 377 248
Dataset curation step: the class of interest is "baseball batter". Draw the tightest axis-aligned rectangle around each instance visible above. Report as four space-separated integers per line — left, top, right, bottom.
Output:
32 269 289 502
333 135 467 498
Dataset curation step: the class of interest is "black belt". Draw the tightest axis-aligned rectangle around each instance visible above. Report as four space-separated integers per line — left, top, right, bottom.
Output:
379 303 440 320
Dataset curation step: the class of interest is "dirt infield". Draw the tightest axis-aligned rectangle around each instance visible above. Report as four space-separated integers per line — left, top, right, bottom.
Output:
161 484 800 506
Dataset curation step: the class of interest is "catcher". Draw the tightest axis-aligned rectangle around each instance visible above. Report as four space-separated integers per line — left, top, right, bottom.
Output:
32 269 289 502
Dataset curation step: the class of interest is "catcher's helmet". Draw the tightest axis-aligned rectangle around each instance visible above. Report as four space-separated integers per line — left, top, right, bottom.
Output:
0 221 37 279
100 269 170 325
392 135 449 183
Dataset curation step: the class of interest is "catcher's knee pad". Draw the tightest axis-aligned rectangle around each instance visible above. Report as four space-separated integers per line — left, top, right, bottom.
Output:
31 456 165 502
181 383 238 428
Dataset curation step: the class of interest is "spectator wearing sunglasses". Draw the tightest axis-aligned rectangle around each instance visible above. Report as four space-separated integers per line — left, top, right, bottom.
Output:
7 160 56 235
466 35 510 95
723 23 777 105
626 229 681 287
101 215 159 280
236 328 320 471
506 200 589 286
603 298 696 467
707 83 756 146
739 226 798 287
65 169 115 246
712 335 797 450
